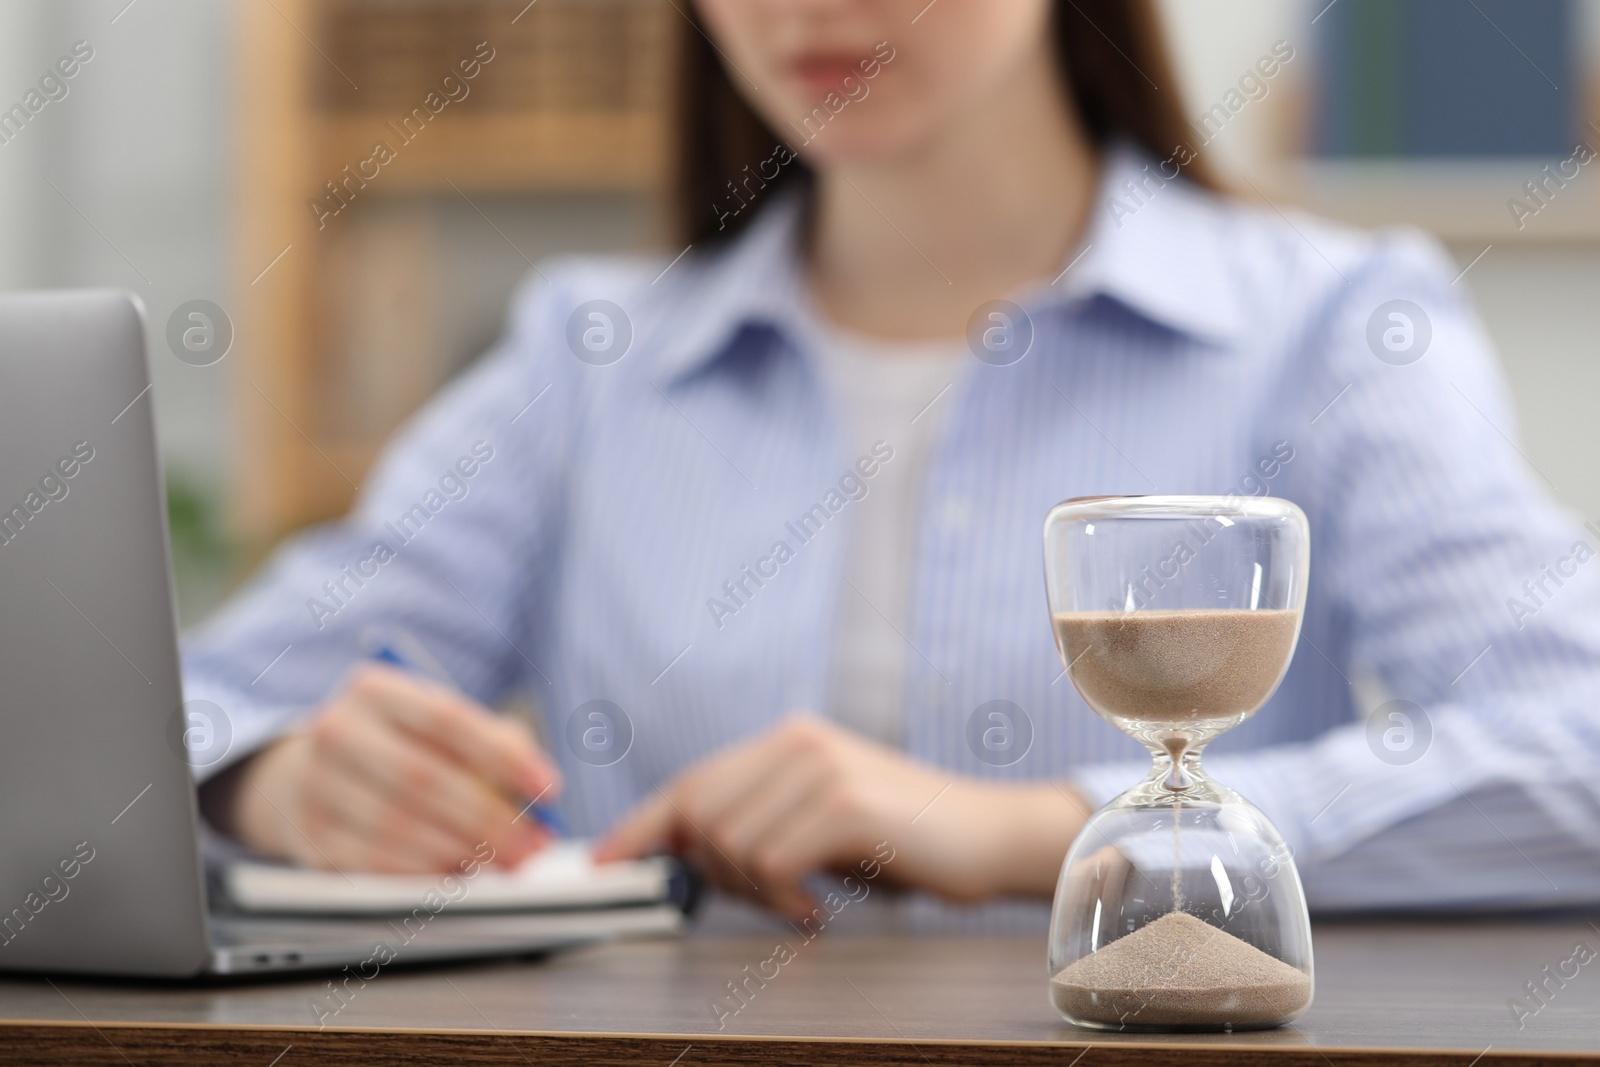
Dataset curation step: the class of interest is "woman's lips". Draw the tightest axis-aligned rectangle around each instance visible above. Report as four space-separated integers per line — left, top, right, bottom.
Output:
787 54 871 95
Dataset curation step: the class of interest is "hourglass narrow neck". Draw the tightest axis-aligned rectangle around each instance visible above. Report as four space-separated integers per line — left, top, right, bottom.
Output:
1147 738 1208 793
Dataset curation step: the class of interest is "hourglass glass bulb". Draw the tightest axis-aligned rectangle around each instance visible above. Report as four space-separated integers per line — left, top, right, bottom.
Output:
1042 496 1315 1032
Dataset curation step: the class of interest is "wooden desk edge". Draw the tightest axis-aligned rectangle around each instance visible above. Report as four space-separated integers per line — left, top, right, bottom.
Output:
0 1019 1595 1067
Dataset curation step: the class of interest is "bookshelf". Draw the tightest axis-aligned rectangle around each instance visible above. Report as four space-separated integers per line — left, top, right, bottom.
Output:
233 0 677 562
1270 0 1600 243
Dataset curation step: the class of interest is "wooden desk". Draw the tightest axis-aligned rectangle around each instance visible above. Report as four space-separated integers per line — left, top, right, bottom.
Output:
1 919 1597 1065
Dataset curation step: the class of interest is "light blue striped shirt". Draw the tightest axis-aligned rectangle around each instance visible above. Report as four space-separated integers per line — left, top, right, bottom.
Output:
186 146 1600 922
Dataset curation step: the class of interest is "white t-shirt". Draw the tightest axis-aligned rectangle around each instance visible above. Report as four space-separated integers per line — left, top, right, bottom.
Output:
809 315 969 747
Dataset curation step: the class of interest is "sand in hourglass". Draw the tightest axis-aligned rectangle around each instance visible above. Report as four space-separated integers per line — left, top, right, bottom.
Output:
1054 609 1300 725
1050 911 1312 1028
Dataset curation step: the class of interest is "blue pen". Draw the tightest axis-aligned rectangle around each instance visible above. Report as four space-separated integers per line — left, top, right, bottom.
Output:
361 626 567 837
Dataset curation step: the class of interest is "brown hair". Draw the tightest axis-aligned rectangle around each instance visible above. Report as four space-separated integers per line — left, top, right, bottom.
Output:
675 0 1219 247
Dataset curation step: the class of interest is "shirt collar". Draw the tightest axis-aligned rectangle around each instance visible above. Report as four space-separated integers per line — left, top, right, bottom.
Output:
1043 142 1245 344
652 142 1244 385
650 196 813 386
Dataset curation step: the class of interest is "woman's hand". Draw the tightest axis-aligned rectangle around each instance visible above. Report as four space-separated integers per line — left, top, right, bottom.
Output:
595 714 1090 918
215 664 562 873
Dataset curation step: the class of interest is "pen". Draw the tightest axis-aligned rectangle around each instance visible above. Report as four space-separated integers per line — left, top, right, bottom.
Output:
361 626 567 837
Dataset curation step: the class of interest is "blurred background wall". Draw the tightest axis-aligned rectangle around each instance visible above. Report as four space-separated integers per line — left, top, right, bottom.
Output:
1 0 1598 625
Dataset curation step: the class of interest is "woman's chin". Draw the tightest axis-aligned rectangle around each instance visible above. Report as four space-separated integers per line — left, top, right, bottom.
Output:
791 123 927 171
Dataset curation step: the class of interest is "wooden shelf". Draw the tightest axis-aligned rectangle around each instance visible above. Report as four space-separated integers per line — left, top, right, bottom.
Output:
1276 157 1600 244
233 0 678 559
317 112 671 192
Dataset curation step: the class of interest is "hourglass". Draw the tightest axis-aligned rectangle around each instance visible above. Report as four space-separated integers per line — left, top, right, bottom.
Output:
1043 495 1313 1031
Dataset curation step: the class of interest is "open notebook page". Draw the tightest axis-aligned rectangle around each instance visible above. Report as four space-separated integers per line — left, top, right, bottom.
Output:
222 840 679 916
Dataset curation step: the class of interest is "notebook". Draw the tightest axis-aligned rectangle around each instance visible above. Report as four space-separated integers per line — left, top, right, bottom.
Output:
222 840 693 917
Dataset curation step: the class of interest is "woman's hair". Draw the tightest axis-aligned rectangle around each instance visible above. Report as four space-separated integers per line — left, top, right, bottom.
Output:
675 0 1217 246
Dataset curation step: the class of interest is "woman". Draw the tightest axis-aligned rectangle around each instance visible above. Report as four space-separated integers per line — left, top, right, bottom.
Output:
193 0 1600 925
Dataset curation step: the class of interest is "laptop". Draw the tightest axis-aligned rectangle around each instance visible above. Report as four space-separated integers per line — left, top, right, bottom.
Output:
0 290 688 977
